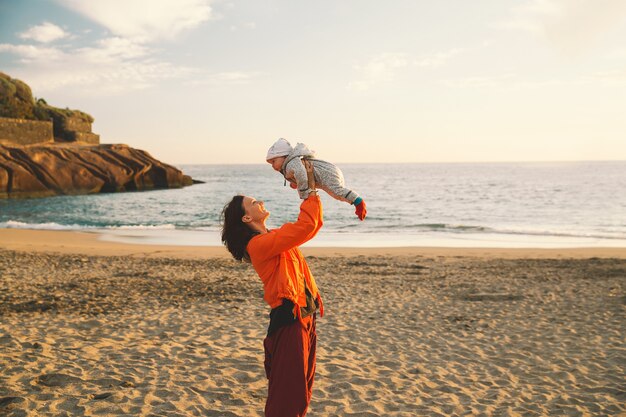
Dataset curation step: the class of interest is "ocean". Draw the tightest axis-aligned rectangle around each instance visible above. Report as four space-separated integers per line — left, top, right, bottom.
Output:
1 161 625 248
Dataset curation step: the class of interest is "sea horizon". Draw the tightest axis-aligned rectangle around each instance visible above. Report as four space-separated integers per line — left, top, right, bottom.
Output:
166 159 626 167
2 161 625 248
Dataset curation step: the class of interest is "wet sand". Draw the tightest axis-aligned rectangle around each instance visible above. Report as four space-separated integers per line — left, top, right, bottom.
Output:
1 230 625 416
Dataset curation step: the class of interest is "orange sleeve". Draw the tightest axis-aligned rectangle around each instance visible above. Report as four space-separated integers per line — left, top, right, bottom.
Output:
248 194 322 261
312 193 324 236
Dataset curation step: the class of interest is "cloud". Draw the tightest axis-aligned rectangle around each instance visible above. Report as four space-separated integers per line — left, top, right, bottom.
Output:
348 48 463 91
0 0 251 96
0 35 256 96
414 49 462 69
497 0 626 55
29 60 194 95
441 70 626 90
587 69 626 86
18 22 69 43
347 53 410 91
0 43 65 62
79 37 152 62
0 38 191 95
497 0 560 34
54 0 213 42
186 71 258 86
606 47 626 60
441 74 517 89
230 22 256 32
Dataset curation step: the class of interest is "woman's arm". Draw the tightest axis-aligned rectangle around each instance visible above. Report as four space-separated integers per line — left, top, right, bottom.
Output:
303 160 323 239
248 160 322 260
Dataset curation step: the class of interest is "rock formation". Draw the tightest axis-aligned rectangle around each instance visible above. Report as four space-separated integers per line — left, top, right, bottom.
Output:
0 72 99 144
0 143 194 198
0 72 198 198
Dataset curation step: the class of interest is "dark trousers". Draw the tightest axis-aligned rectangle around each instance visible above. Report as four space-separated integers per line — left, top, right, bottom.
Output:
263 315 317 417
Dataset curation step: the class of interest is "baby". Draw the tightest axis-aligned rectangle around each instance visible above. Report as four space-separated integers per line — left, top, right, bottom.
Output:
266 138 367 220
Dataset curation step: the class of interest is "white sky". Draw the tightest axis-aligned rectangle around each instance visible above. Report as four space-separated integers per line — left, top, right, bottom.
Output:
1 0 625 164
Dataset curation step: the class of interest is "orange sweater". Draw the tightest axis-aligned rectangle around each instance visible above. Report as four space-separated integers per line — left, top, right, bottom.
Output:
247 194 324 316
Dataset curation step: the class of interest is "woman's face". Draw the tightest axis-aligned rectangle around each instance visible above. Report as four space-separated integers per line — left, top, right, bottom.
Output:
242 196 269 223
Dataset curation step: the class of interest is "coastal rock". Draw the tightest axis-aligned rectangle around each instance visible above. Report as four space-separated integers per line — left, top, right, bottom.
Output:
1 72 99 144
0 72 197 198
0 143 195 198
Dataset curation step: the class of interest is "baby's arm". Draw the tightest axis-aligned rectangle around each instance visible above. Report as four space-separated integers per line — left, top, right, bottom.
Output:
285 173 298 189
287 158 310 199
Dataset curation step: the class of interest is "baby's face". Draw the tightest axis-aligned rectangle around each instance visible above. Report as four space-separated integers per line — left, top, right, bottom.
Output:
267 156 286 172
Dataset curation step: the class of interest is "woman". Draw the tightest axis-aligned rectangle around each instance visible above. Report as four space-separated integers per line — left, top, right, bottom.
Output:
221 160 323 417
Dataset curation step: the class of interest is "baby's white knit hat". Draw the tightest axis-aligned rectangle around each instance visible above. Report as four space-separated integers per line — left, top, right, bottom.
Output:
266 138 293 161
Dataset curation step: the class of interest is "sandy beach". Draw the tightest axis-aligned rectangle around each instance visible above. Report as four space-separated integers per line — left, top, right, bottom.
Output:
1 230 625 416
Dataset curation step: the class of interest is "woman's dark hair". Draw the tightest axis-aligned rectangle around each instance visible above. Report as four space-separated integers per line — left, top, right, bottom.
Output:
221 195 258 262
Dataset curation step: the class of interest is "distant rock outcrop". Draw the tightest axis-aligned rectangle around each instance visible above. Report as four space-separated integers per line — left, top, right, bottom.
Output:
0 72 198 198
0 72 99 144
0 143 194 198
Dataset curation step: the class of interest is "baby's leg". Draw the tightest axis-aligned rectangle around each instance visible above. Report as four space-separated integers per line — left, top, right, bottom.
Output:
316 166 359 204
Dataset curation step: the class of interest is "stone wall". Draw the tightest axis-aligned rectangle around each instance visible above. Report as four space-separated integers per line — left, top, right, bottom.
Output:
65 131 100 144
0 117 53 145
61 117 92 133
53 115 100 144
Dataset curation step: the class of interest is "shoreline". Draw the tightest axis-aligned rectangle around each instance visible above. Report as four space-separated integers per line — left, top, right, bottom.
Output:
5 222 626 249
2 228 626 259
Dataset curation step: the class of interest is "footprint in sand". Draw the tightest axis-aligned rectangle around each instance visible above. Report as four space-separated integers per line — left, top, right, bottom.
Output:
36 373 83 387
463 293 524 302
90 392 113 400
0 396 25 410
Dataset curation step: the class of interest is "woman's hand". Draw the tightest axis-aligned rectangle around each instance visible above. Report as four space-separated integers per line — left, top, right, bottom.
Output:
302 159 316 193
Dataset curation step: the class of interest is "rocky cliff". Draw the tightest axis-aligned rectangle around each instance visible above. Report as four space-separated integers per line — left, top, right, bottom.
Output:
0 72 99 144
0 72 197 199
0 143 194 199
